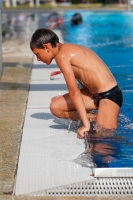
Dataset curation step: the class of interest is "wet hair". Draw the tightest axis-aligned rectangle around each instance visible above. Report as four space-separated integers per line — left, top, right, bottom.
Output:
30 28 59 50
71 13 82 25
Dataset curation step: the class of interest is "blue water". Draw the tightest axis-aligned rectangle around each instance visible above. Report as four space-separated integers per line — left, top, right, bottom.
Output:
62 11 133 168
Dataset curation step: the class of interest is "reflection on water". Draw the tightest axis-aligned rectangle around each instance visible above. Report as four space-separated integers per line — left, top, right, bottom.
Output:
85 124 121 168
58 113 133 168
2 12 39 40
78 117 133 168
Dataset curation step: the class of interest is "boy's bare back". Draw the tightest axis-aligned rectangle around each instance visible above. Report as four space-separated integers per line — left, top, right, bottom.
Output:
55 43 117 95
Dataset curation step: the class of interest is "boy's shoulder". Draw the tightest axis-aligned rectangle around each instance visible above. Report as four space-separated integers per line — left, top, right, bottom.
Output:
59 43 75 49
56 43 74 57
56 43 90 62
58 43 80 54
55 43 76 63
59 43 89 53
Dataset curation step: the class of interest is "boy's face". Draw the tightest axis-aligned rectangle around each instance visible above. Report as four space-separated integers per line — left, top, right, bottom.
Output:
33 45 54 65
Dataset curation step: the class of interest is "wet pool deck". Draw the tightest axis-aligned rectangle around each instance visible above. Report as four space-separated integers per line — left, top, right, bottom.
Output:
1 11 133 200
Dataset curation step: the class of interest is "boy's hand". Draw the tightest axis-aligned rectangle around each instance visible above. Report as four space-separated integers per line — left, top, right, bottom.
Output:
77 124 90 139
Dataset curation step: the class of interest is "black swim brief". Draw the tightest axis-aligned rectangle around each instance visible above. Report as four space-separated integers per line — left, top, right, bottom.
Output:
92 85 123 108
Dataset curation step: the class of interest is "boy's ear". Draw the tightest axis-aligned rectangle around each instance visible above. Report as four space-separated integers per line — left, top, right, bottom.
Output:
43 43 52 50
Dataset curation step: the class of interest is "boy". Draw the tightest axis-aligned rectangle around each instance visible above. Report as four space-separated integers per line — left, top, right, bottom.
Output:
30 28 123 139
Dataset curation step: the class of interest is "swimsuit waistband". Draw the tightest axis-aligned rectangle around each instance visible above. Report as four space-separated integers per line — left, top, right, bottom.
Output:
98 85 120 96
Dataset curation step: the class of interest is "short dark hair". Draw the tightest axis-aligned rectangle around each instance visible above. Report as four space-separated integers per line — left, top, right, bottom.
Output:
30 28 59 50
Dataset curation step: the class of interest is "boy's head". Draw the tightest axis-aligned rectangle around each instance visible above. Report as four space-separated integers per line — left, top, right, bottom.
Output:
30 28 59 50
30 29 59 64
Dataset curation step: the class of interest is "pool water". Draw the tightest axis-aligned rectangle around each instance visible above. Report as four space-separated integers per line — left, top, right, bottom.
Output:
62 11 133 168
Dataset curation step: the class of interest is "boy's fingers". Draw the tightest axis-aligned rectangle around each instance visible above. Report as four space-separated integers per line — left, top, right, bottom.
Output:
84 131 88 136
77 133 85 139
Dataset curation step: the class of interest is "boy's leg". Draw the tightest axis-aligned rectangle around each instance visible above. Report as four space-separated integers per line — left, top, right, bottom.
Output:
88 100 120 165
50 89 120 128
50 88 97 122
96 99 120 129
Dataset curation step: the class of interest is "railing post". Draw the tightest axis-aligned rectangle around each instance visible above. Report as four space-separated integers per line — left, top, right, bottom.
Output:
12 0 17 7
36 0 40 7
5 0 11 7
29 0 34 7
0 0 2 78
51 0 56 6
128 0 131 11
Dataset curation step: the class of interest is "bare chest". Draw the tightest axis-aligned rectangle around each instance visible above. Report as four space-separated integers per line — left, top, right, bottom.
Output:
72 64 89 87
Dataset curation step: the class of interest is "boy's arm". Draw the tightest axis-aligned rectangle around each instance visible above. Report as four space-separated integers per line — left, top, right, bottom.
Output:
55 52 90 137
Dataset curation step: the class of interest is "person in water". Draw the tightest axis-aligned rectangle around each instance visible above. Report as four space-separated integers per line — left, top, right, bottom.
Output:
71 13 82 25
30 28 123 139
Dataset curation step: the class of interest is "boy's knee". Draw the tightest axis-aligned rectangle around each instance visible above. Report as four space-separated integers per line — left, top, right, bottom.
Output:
50 101 55 114
50 101 59 117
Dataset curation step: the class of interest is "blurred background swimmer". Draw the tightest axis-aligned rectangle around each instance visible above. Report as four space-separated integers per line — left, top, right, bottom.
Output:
47 12 63 30
71 13 82 25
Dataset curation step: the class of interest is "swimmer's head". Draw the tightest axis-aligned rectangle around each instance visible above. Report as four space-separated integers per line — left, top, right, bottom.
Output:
71 13 82 25
30 28 59 50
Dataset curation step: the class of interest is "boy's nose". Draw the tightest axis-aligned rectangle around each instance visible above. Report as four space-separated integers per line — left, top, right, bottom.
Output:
37 57 40 61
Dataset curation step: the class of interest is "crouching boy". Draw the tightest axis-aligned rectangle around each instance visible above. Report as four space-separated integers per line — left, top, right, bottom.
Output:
30 28 123 139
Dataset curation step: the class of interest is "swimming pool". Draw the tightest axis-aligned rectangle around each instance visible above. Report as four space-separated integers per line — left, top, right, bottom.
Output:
62 11 133 168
